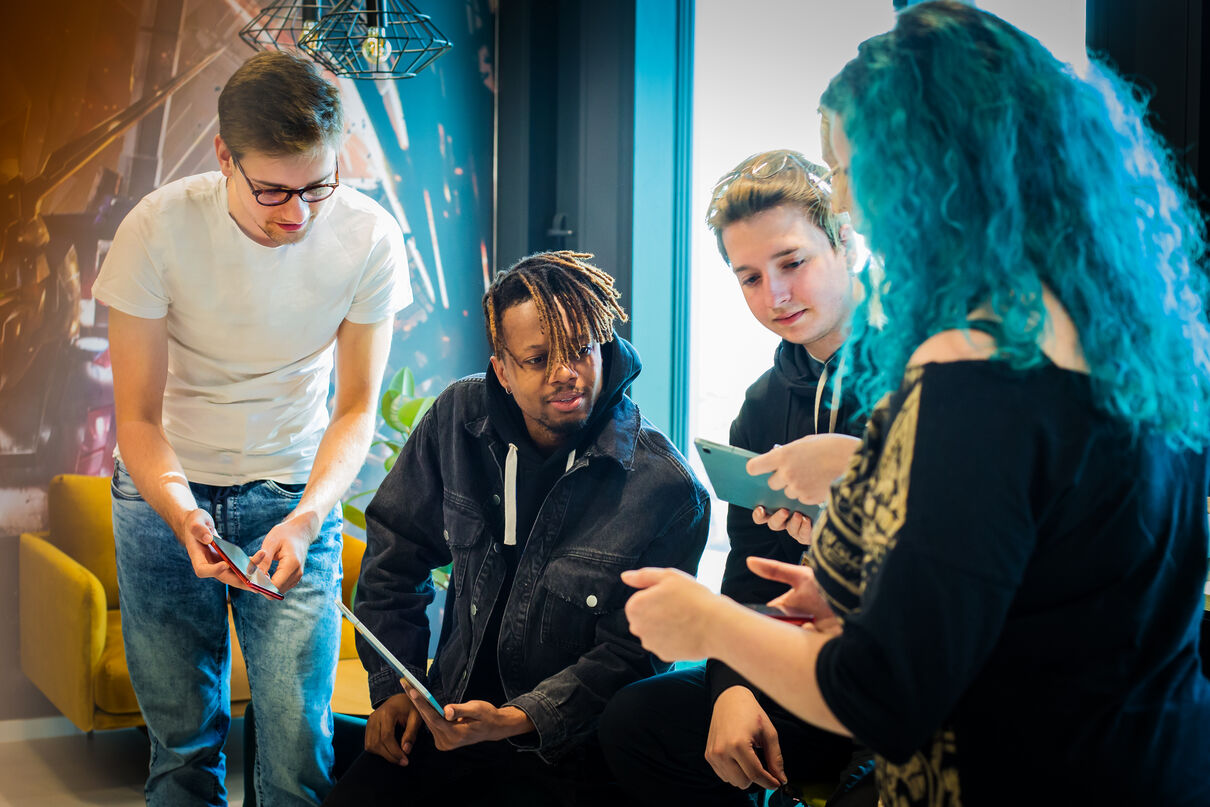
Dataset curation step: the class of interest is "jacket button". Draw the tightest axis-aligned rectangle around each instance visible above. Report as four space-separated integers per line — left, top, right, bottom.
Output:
470 603 478 617
443 529 450 541
492 494 501 505
585 594 598 608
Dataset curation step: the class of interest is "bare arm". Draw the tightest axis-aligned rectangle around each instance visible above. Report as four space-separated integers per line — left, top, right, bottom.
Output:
297 317 393 531
109 309 245 588
256 317 393 592
622 567 849 736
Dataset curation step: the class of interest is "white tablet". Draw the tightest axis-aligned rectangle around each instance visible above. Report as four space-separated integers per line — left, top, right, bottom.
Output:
336 600 447 719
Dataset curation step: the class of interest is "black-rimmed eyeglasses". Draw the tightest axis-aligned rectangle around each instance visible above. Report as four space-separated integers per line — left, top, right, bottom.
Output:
233 156 340 206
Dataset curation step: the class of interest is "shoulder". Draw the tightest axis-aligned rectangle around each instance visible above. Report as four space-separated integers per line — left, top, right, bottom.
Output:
329 186 403 237
907 328 998 368
426 374 488 425
123 172 224 227
632 415 710 503
729 365 783 449
740 365 780 408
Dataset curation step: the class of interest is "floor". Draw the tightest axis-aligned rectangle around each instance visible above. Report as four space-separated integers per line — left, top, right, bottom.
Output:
0 719 246 806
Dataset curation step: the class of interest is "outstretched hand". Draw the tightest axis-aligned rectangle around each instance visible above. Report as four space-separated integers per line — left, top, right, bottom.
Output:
746 433 860 505
622 567 729 662
747 557 841 633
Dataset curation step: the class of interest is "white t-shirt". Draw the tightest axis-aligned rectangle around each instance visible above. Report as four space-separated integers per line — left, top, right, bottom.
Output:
93 171 410 486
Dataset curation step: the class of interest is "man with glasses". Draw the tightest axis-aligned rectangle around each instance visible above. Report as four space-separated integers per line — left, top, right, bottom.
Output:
93 51 408 806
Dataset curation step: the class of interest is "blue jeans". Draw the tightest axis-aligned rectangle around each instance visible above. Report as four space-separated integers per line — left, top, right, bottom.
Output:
112 460 342 806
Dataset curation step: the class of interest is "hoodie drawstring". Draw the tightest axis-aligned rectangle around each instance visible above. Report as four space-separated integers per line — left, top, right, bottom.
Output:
813 352 846 435
504 443 518 545
503 445 577 547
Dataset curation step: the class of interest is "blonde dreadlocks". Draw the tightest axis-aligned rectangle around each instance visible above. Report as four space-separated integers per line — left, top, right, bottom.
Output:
483 251 628 380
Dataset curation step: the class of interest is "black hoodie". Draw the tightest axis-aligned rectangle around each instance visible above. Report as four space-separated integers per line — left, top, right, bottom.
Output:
707 339 862 703
466 335 642 704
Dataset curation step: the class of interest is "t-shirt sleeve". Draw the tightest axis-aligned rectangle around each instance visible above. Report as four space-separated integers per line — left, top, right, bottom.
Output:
814 365 1038 763
92 200 170 319
345 214 411 324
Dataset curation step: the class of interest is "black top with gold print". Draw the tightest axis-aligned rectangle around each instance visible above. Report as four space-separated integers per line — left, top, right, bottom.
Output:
812 360 1210 807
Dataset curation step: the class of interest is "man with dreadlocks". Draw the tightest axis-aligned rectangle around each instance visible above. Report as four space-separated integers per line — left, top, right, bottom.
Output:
324 251 710 806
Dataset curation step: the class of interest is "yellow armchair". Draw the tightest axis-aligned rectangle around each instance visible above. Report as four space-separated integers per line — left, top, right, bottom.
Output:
19 474 253 731
19 473 371 732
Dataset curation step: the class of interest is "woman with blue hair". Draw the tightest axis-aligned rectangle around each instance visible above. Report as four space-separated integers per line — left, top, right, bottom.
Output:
621 2 1210 805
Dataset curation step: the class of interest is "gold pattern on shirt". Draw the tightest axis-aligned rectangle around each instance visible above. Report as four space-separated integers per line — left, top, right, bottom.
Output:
810 367 965 806
862 374 921 574
811 390 894 611
877 728 963 807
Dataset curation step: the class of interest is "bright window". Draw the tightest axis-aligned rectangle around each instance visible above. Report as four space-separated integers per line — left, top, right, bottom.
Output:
688 0 1086 591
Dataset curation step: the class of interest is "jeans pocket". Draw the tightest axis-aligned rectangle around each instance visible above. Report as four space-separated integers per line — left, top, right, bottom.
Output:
262 479 307 499
110 461 144 501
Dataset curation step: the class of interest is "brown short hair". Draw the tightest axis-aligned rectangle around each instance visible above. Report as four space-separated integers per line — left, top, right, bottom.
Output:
218 51 344 159
706 149 844 264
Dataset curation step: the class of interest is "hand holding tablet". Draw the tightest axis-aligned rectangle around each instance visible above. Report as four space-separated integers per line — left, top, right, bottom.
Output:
336 600 448 719
694 438 823 521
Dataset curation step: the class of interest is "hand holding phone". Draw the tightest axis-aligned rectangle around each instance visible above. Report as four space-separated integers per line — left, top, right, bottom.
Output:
743 603 816 626
208 533 284 600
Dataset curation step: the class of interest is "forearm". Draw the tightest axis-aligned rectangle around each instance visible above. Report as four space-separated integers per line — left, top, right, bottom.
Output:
494 706 535 739
705 597 849 736
115 419 198 539
292 407 377 536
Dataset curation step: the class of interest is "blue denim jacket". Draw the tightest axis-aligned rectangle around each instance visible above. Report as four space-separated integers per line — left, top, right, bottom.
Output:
357 374 710 762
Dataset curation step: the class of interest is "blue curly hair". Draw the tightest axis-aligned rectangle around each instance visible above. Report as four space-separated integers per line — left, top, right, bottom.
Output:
821 1 1210 449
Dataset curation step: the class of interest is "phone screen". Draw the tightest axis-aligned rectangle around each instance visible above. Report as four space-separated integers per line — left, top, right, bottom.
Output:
209 534 283 600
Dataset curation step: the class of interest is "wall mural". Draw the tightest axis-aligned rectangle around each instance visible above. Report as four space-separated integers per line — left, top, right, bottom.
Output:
0 0 495 534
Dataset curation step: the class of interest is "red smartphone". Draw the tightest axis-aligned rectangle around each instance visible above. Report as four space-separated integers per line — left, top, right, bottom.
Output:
744 603 815 626
208 534 284 600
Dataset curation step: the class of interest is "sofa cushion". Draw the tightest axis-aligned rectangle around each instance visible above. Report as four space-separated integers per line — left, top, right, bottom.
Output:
94 611 139 715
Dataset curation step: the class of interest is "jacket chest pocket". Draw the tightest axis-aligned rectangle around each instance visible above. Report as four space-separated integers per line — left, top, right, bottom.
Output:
539 554 631 653
442 495 488 597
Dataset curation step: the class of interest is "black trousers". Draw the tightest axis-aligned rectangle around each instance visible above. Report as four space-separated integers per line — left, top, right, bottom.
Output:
322 723 622 807
598 666 872 807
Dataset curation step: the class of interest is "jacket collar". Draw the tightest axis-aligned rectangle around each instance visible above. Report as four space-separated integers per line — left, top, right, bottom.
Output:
464 393 641 472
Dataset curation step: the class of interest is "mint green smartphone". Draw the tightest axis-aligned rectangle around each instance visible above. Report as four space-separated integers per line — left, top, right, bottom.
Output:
693 438 823 520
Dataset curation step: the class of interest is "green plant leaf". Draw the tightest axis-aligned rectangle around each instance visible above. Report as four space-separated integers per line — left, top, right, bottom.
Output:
385 366 415 399
397 397 429 430
431 563 452 590
385 366 406 396
386 391 414 437
413 396 436 427
342 502 366 530
381 390 404 432
384 443 401 472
